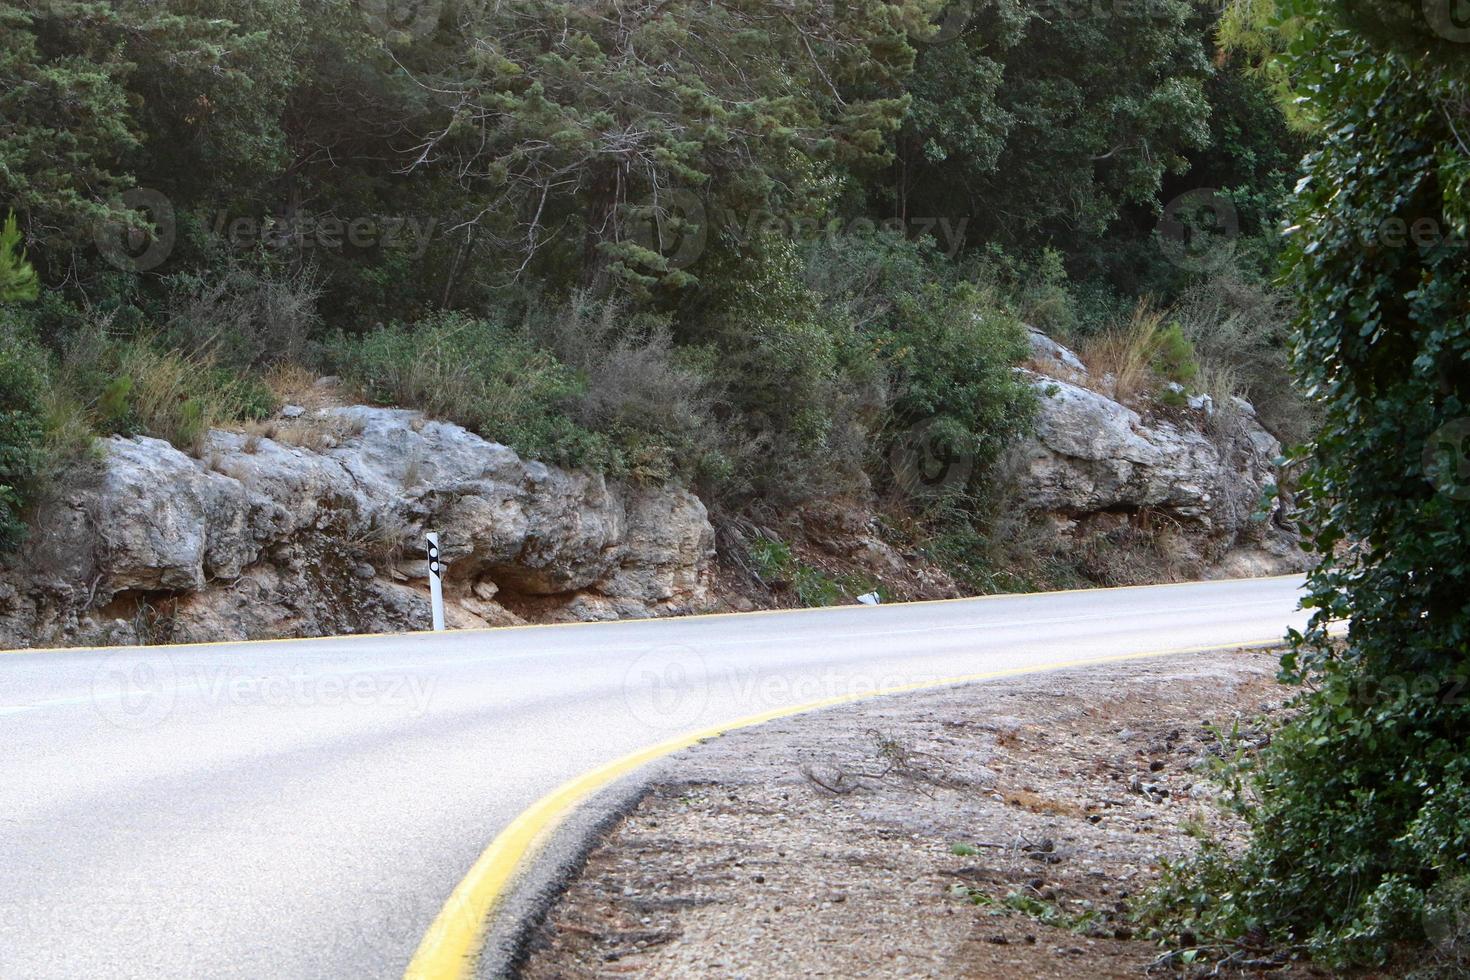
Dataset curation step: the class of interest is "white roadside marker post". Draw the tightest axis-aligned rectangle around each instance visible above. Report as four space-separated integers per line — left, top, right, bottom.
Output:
426 532 447 632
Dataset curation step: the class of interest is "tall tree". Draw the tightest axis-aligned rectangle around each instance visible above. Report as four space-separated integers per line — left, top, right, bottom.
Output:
400 0 940 293
895 0 1212 248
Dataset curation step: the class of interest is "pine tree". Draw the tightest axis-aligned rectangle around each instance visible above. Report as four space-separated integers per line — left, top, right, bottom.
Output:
0 211 37 303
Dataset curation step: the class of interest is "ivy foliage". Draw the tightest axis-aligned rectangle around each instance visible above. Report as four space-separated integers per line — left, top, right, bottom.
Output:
1145 0 1470 966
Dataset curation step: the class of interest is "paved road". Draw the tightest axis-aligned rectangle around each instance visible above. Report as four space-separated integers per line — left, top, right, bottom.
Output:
0 576 1308 979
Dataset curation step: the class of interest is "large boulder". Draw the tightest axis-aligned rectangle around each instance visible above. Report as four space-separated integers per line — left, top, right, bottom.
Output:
1011 333 1304 567
1014 376 1278 533
0 407 716 647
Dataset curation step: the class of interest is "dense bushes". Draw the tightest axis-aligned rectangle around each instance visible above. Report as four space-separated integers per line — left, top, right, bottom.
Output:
805 232 1035 494
326 313 609 469
1141 1 1470 968
0 0 1305 564
0 330 45 550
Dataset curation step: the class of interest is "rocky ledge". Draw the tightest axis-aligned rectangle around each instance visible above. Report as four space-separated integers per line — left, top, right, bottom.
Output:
1013 330 1305 578
0 331 1305 649
1 407 715 647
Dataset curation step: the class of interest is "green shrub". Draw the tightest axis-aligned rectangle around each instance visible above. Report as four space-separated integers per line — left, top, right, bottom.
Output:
682 236 883 506
747 535 794 584
524 295 726 484
325 313 611 469
0 211 38 303
1150 320 1199 386
1142 5 1470 969
746 533 873 608
804 231 1036 504
0 330 46 551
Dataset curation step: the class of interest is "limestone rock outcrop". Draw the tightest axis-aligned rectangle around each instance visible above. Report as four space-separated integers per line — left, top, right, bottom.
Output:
1010 332 1305 572
1 408 715 647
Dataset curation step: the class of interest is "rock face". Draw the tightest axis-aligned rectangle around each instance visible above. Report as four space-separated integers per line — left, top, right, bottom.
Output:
1016 376 1277 532
0 333 1306 648
1011 333 1306 572
1 408 715 648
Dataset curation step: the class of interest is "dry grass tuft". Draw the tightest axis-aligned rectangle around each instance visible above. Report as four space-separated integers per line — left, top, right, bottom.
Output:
1080 301 1170 404
273 413 365 453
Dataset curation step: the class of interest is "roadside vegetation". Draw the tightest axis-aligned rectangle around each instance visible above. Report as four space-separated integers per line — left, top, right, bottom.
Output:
0 0 1308 598
1135 2 1470 973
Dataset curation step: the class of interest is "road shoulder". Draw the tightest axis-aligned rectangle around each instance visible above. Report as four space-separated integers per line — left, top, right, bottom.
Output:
518 649 1324 978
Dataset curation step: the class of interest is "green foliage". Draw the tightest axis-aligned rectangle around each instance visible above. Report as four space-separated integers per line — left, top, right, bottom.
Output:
54 325 277 454
953 885 1103 935
0 329 46 551
523 295 728 485
804 231 1036 497
747 534 875 608
1144 1 1470 966
408 0 935 293
899 0 1211 245
325 313 611 470
1150 321 1199 386
0 0 1302 553
748 536 795 585
679 236 884 505
0 212 38 303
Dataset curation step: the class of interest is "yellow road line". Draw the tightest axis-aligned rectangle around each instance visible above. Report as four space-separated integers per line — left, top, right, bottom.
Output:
401 635 1286 980
0 573 1304 658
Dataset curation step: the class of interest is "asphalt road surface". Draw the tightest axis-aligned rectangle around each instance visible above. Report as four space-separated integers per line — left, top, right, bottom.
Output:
0 576 1309 979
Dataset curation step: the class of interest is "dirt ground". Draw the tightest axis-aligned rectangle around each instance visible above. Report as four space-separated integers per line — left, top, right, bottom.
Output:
518 649 1338 979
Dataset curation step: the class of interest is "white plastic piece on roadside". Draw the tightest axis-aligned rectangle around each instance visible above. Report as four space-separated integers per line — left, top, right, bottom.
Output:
857 592 882 606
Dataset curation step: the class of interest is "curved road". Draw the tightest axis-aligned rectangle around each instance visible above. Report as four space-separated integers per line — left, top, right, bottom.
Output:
0 576 1308 979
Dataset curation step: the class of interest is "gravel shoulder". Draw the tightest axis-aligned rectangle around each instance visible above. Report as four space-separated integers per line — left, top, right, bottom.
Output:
519 648 1328 979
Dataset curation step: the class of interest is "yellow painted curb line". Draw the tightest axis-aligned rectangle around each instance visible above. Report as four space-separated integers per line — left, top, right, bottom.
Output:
401 635 1288 980
0 573 1304 658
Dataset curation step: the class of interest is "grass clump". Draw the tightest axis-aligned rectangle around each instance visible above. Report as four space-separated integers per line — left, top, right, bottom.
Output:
747 533 880 608
325 312 613 470
1081 302 1200 404
57 325 277 455
953 886 1105 935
